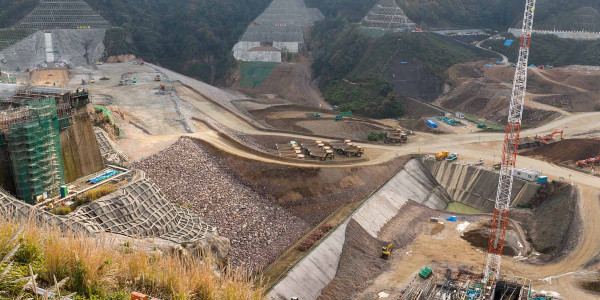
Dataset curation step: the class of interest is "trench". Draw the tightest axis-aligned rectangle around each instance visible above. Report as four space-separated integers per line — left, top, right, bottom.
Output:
268 159 541 300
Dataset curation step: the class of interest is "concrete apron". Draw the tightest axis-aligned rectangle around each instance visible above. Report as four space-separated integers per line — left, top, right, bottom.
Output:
268 159 452 300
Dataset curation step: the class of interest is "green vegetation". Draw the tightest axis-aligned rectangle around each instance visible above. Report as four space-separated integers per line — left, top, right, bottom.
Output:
482 33 600 66
311 19 491 118
0 219 262 299
86 0 272 84
238 61 279 88
398 0 600 31
0 0 38 28
305 0 376 22
0 28 36 51
368 131 387 141
446 202 484 214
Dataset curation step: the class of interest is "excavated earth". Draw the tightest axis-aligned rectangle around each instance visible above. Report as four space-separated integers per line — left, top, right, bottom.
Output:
521 138 600 164
133 137 411 268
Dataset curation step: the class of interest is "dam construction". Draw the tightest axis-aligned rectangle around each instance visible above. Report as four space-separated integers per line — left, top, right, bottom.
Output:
1 0 600 299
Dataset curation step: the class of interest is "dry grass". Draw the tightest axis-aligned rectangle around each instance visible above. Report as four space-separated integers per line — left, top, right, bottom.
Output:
0 217 264 299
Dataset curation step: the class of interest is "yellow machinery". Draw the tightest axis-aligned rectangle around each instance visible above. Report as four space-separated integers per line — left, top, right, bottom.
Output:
435 151 450 160
381 243 393 259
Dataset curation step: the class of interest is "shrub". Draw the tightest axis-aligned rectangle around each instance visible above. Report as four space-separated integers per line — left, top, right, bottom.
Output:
368 131 387 141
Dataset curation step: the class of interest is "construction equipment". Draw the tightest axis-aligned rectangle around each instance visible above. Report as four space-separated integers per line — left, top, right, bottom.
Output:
159 83 165 91
381 243 393 259
154 75 161 81
535 130 563 144
119 80 124 85
485 0 537 283
446 153 459 162
334 111 352 120
477 124 487 129
435 151 450 160
90 79 95 84
314 112 322 118
329 140 364 157
419 266 433 279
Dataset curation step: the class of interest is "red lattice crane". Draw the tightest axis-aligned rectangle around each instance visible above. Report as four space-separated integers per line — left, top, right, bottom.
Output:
484 0 537 281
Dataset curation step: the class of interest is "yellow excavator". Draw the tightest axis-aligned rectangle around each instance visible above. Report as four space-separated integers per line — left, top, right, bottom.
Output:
381 243 393 259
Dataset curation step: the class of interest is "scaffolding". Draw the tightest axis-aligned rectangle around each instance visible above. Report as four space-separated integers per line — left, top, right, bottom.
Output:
14 0 110 30
6 99 65 203
361 0 416 31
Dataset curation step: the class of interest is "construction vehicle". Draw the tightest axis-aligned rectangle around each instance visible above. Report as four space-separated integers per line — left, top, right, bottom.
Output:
477 124 487 129
90 79 95 84
485 0 537 282
419 266 433 279
446 153 459 162
384 130 408 144
132 77 137 84
334 111 352 120
435 151 450 160
119 80 124 86
329 140 364 157
159 84 166 91
493 163 501 170
535 130 563 144
314 113 322 118
154 75 161 81
576 160 589 168
381 243 393 259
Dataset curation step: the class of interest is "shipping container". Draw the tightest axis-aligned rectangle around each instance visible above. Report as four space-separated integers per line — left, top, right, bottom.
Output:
514 168 541 182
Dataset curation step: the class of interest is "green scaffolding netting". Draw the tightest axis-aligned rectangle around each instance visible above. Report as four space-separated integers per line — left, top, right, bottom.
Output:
6 99 65 203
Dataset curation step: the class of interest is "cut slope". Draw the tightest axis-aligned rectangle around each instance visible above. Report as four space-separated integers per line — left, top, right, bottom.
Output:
521 139 600 163
15 0 110 29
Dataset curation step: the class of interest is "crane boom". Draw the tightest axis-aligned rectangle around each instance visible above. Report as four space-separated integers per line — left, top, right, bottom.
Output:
484 0 537 281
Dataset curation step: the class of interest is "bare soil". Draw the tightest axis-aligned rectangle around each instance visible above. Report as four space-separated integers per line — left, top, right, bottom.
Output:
197 138 413 225
521 139 600 163
30 69 69 86
511 182 581 262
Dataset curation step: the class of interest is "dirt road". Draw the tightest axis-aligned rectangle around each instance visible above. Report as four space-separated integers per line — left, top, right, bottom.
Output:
531 68 589 93
110 64 600 297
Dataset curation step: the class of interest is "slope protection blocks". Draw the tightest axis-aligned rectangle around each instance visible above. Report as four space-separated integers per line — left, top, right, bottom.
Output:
14 0 110 30
361 0 416 31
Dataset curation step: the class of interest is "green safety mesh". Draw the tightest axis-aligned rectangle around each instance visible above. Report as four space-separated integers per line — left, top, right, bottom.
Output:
238 61 278 88
94 105 122 136
6 98 65 203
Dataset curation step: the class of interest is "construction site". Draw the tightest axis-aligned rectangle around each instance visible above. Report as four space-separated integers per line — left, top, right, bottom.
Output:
0 0 600 299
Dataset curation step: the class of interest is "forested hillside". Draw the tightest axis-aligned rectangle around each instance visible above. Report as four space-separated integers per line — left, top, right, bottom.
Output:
0 0 38 28
482 33 600 66
88 0 271 84
310 20 492 118
305 0 376 22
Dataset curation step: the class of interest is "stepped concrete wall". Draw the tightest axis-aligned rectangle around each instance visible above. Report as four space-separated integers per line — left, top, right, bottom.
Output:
60 108 104 183
423 160 538 212
268 159 452 300
509 28 600 40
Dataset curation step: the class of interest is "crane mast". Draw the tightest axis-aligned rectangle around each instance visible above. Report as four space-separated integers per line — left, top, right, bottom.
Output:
484 0 536 282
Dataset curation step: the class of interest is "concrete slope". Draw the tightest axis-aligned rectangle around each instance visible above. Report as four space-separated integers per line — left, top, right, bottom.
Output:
423 160 538 212
268 159 451 300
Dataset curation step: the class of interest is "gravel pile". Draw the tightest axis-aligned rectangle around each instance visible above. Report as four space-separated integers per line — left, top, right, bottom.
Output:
132 137 309 268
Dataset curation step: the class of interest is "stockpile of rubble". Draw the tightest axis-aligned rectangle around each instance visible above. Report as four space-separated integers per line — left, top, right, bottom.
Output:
132 137 309 268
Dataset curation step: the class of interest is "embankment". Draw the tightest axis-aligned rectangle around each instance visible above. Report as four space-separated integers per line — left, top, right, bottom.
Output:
268 159 451 300
423 160 539 212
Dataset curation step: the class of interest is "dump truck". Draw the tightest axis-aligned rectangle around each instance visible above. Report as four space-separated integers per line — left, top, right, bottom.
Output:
154 75 161 81
435 151 450 160
329 141 364 157
381 243 393 259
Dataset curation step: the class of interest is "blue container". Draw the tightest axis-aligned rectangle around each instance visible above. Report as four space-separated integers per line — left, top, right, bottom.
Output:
538 176 548 184
427 120 438 128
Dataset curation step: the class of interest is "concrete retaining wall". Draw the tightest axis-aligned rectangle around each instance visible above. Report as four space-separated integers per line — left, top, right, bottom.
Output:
423 160 538 212
268 159 452 300
509 28 600 40
233 49 281 62
273 42 299 53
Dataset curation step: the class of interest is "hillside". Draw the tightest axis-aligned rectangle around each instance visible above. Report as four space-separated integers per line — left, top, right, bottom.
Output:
0 0 38 28
481 33 600 66
305 0 376 22
310 19 494 118
399 0 600 31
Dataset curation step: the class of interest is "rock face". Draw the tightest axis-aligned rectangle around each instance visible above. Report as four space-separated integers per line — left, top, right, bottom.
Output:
133 137 310 268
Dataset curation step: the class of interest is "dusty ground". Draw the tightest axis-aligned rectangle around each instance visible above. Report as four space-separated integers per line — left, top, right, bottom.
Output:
434 61 599 127
521 139 600 164
51 60 600 298
30 69 69 86
234 56 328 108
